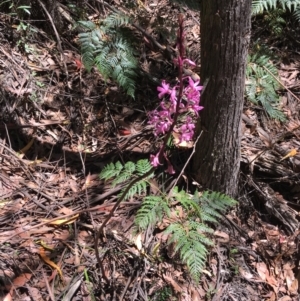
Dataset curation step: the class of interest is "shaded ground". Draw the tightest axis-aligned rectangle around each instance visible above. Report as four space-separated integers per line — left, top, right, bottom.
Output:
0 1 300 301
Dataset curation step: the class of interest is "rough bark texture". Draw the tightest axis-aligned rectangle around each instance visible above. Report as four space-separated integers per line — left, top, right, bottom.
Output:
193 0 251 197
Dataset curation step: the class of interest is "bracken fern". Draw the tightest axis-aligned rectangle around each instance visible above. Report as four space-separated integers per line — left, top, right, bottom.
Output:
100 159 237 282
136 186 237 282
78 13 138 98
252 0 300 15
99 159 153 200
245 53 286 121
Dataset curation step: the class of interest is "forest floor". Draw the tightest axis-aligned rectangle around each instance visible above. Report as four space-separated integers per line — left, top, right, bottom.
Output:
0 1 300 301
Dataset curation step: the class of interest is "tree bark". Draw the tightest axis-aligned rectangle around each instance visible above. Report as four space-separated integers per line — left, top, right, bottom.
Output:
193 0 251 197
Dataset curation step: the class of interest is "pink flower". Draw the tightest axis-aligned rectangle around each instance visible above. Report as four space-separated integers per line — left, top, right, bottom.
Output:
150 153 162 167
163 153 175 174
169 87 177 103
181 117 195 132
188 77 202 91
166 162 175 174
180 131 194 142
157 80 170 99
183 59 196 67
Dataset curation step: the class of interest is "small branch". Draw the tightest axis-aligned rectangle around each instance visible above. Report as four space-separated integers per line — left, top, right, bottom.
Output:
263 65 300 103
168 131 203 196
36 0 69 77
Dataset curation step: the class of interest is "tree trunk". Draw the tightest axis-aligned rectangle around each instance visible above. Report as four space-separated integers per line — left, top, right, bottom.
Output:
193 0 251 197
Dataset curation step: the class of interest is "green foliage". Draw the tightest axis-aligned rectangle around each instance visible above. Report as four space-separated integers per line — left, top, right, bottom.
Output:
135 195 170 230
78 13 138 98
100 158 237 282
293 6 300 19
99 159 153 200
264 8 287 35
151 286 173 301
136 186 237 282
252 0 300 23
245 52 286 121
252 0 300 15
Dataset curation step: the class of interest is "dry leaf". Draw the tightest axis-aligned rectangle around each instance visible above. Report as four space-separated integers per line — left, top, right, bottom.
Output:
39 247 63 280
135 233 143 251
257 127 273 148
256 262 268 281
12 273 32 287
48 214 79 225
280 149 298 161
214 230 229 243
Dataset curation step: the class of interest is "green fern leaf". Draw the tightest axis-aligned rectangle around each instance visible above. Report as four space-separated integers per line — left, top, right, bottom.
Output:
135 196 169 230
103 13 130 27
165 221 213 282
293 6 300 21
252 0 277 15
99 161 123 180
78 20 97 30
78 13 138 97
246 53 286 121
100 159 153 201
252 0 300 15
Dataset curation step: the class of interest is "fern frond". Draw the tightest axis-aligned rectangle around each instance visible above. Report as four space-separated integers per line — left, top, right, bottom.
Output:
77 20 97 30
120 179 148 199
280 0 300 10
165 221 213 282
99 161 123 180
160 189 237 282
100 159 153 200
103 13 130 27
246 53 286 121
252 0 277 15
136 159 153 176
112 161 136 186
198 191 237 221
171 187 202 217
135 196 170 230
252 0 300 15
293 6 300 20
78 13 138 97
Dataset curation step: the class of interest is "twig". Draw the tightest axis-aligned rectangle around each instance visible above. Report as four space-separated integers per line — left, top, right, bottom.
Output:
35 0 69 77
168 131 202 196
119 272 133 301
42 270 55 301
263 65 300 102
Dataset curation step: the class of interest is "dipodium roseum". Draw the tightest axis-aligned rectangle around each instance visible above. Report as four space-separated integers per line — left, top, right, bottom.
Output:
149 16 203 173
148 76 203 143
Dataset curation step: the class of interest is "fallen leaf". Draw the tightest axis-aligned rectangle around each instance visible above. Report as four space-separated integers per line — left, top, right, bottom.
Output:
43 214 79 226
135 233 143 251
172 132 194 148
280 149 298 161
39 247 63 281
256 262 268 281
19 138 35 154
214 230 229 243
